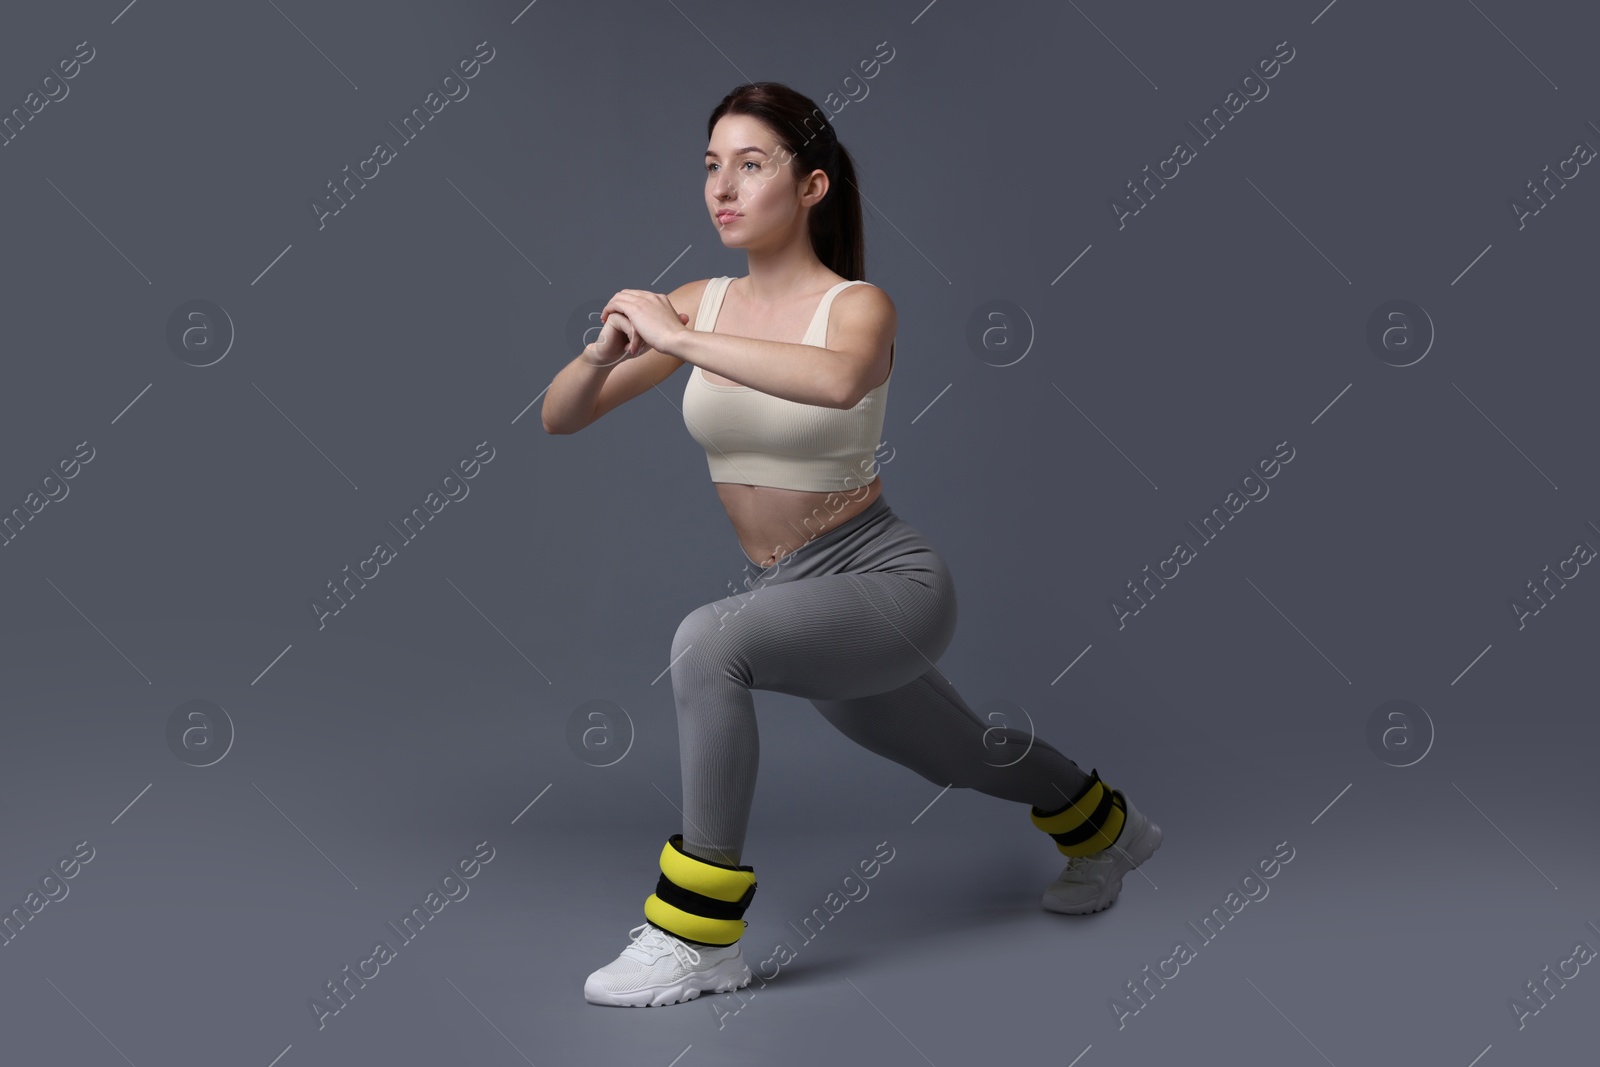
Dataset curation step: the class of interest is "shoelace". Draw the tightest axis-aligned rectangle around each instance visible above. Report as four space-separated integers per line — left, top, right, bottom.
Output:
1058 847 1119 882
623 922 703 968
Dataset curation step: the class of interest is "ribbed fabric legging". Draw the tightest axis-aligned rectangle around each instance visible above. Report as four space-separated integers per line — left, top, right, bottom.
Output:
670 493 1094 866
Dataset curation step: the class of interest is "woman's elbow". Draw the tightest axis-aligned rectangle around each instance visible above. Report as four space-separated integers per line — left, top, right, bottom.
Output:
833 375 868 409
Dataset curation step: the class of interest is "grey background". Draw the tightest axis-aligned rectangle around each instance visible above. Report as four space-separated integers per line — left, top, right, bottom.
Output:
2 0 1596 1064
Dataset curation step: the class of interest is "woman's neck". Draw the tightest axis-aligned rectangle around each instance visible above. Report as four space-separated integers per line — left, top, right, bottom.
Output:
741 246 833 303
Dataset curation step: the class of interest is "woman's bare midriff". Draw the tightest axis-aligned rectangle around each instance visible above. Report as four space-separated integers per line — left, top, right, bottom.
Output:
716 476 883 569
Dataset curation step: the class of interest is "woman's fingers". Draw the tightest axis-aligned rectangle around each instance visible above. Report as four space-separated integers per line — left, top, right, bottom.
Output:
600 302 687 357
609 311 639 356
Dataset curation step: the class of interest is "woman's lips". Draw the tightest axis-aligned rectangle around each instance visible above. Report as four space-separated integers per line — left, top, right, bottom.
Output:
717 212 741 223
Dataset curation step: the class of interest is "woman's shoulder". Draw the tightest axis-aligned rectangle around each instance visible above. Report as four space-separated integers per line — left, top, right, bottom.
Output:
835 276 893 303
829 278 898 348
668 276 721 312
833 276 895 311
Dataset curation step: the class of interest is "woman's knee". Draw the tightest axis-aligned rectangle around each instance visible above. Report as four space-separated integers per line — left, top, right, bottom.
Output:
671 602 719 660
670 600 751 685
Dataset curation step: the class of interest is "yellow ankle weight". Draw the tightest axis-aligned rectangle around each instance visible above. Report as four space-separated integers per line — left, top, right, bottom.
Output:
642 834 758 947
1030 768 1127 857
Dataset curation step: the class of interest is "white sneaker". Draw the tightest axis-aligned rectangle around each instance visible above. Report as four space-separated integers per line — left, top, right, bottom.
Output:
584 921 752 1007
1042 793 1162 915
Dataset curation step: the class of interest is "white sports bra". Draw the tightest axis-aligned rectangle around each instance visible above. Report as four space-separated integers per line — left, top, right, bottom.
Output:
682 275 894 493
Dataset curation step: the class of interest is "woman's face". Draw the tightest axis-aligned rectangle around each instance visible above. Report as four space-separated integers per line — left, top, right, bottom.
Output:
704 113 826 250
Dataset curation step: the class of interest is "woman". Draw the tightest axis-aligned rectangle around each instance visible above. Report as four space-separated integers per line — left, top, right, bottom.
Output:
541 82 1163 1009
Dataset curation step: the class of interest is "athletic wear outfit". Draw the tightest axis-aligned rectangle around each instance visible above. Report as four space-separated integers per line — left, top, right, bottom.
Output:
584 276 1163 1007
681 275 894 492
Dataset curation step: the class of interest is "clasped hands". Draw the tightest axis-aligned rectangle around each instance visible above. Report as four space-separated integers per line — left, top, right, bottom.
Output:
594 289 691 363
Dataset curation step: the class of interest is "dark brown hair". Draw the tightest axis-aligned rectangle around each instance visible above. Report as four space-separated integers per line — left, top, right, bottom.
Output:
707 82 865 281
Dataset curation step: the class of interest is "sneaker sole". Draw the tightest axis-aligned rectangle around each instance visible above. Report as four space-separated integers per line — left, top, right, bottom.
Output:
1043 808 1163 916
584 956 753 1007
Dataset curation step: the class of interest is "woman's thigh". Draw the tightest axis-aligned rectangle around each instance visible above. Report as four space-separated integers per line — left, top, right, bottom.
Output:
671 566 957 703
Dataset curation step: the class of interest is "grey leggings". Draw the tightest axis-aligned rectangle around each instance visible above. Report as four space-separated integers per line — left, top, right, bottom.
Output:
669 493 1093 866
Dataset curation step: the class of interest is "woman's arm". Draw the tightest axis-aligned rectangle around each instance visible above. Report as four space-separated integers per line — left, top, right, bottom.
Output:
660 284 896 409
541 280 704 434
611 281 896 412
540 346 622 434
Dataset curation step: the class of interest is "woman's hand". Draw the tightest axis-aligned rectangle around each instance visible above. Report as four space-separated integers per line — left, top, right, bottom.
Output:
600 290 690 358
592 307 690 366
